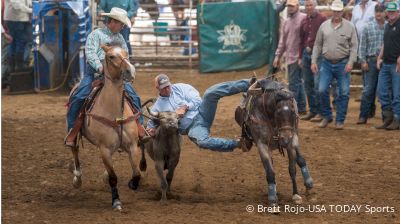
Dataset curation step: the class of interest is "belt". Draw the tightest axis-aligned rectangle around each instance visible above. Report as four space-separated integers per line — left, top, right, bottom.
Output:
325 57 348 64
366 55 378 59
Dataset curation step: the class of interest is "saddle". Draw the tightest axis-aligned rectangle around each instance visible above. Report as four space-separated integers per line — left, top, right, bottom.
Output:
65 79 143 147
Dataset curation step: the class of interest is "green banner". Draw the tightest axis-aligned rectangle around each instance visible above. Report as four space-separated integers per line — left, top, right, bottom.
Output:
197 0 278 73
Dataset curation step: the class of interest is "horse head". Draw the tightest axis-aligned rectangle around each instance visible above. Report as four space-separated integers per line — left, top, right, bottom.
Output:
101 44 136 82
273 90 298 148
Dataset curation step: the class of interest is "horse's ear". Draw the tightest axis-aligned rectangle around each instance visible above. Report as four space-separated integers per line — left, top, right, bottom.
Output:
101 45 110 52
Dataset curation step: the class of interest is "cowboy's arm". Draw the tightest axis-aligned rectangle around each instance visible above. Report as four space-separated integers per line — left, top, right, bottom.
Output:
182 84 202 111
311 26 323 64
275 21 287 59
85 32 103 72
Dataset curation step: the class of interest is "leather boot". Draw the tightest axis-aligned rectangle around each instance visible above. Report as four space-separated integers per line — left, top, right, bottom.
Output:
376 111 393 129
386 118 400 130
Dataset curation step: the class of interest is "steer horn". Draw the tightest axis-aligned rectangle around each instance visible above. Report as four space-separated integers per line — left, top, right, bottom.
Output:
146 106 159 118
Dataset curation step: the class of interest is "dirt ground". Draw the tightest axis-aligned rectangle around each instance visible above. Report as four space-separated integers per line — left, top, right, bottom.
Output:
2 67 400 224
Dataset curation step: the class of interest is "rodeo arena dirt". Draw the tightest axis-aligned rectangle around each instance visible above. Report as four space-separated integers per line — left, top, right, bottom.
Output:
2 0 400 224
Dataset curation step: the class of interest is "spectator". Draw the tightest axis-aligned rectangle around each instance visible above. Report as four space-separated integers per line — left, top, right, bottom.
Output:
357 3 386 124
311 0 358 129
100 0 139 57
3 0 32 72
299 0 327 122
273 0 307 114
1 25 13 88
375 1 400 130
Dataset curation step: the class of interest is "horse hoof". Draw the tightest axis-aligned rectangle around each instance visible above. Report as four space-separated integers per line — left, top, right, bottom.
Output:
292 194 302 204
128 175 141 190
304 178 314 190
112 199 122 211
73 176 82 188
270 203 280 214
103 171 109 185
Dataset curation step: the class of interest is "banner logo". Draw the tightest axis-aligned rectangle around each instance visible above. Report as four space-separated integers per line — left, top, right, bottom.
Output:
217 20 248 53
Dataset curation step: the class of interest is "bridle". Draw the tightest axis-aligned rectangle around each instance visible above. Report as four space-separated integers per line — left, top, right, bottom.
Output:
104 54 130 81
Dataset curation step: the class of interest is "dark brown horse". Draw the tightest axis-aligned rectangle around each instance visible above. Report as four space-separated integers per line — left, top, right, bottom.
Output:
235 79 313 211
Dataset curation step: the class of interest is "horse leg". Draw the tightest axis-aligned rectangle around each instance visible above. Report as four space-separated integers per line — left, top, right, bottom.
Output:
155 160 168 202
100 146 122 210
287 145 302 204
257 142 279 213
128 143 142 191
293 135 314 190
139 142 147 173
69 145 82 188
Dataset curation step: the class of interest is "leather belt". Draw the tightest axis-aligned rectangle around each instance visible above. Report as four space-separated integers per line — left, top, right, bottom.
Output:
325 57 348 64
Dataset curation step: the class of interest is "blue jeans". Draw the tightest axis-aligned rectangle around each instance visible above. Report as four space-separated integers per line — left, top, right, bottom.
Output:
6 21 31 63
66 64 142 131
318 58 350 123
288 62 307 113
120 26 132 56
187 79 250 152
377 63 400 121
302 49 321 115
359 57 378 119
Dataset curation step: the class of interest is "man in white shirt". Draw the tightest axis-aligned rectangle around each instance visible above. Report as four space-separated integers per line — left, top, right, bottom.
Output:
3 0 32 71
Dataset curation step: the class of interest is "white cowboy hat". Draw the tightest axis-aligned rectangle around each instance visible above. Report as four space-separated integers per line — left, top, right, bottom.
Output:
330 0 344 11
101 7 131 28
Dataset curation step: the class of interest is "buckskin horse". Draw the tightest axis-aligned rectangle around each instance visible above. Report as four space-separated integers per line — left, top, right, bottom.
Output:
68 44 141 211
235 78 314 211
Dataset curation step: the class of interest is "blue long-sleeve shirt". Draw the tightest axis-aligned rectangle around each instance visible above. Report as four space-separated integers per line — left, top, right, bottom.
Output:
100 0 139 19
147 83 202 134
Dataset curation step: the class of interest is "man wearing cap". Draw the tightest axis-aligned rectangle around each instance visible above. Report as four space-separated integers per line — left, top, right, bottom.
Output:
146 74 254 152
273 0 307 115
311 0 358 130
357 3 386 125
100 0 139 57
375 1 400 130
65 7 144 146
299 0 327 122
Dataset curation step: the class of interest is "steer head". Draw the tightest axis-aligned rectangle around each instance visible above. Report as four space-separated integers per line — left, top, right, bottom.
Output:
147 107 180 134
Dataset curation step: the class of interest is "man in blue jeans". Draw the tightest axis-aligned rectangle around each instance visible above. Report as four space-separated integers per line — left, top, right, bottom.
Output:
299 0 327 121
311 0 358 129
65 8 144 146
146 74 254 152
376 2 400 130
357 4 386 124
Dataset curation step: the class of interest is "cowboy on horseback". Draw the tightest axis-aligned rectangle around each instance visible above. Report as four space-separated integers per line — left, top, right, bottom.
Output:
65 7 146 147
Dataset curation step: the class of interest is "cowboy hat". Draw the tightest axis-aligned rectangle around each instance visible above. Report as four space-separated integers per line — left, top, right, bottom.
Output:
101 7 131 27
330 0 344 11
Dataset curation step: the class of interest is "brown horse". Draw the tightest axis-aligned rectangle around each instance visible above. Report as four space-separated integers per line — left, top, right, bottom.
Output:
69 44 140 211
235 79 314 212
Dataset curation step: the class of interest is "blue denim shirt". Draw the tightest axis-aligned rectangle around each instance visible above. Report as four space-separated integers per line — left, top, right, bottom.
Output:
147 83 202 134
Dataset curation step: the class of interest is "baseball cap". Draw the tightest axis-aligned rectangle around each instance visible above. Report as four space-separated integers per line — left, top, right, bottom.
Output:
386 2 399 11
156 74 171 89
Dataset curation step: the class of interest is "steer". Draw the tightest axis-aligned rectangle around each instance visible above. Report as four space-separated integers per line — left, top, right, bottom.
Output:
140 109 181 201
